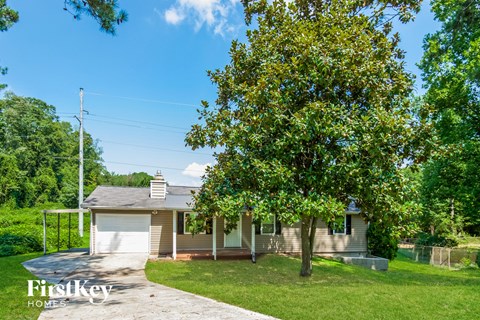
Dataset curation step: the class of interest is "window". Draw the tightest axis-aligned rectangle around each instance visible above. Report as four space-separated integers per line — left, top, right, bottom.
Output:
177 212 212 234
256 214 282 235
332 216 346 235
328 215 352 235
261 214 275 235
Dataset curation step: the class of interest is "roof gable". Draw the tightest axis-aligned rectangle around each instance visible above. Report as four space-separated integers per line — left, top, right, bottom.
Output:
82 185 199 210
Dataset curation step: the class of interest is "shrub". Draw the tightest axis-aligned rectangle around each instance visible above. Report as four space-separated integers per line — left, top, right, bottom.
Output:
367 221 399 260
0 234 43 256
0 205 90 256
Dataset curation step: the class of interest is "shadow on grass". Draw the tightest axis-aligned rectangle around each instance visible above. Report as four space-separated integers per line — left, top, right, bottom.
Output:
146 253 480 289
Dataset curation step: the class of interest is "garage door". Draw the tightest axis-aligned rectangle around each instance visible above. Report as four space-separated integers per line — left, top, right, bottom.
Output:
95 214 150 253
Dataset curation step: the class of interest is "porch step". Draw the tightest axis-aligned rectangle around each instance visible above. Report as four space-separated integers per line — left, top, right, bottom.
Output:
175 250 252 261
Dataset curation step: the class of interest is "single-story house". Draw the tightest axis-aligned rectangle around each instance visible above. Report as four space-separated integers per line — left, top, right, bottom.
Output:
82 172 368 259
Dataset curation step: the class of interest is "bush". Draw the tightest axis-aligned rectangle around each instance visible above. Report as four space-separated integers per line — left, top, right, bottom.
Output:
0 234 43 256
367 221 399 260
0 205 90 256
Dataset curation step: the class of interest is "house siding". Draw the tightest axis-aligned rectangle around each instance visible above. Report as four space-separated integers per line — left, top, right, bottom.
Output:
212 216 249 249
242 214 252 249
151 210 173 255
249 214 367 254
216 217 224 249
177 234 213 250
91 209 367 256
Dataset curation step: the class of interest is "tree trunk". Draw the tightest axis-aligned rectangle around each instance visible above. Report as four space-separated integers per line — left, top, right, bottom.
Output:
450 198 455 235
300 215 312 277
309 217 317 258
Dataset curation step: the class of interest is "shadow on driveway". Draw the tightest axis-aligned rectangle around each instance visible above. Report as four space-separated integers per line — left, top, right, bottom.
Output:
23 251 276 320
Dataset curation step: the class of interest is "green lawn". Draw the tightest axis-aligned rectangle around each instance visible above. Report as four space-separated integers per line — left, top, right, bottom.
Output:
0 253 48 320
146 254 480 320
0 205 91 256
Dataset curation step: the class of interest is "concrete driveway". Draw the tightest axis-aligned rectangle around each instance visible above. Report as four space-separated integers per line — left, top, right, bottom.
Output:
23 251 276 320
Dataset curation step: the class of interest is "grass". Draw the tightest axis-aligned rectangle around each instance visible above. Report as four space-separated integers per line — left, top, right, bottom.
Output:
459 237 480 249
145 254 480 320
0 253 48 320
0 205 91 256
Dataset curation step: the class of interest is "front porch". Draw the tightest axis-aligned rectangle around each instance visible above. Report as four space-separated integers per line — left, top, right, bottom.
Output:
170 249 253 261
172 212 257 261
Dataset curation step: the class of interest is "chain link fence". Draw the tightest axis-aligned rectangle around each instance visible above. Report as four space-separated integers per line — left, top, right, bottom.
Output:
398 243 479 268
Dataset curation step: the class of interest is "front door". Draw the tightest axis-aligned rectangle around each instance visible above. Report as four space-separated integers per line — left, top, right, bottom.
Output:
224 215 242 248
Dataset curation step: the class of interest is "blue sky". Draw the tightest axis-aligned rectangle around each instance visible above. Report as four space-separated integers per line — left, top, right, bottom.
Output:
0 1 439 186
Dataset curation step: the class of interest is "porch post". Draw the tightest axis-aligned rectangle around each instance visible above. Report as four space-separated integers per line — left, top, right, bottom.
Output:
251 218 256 259
213 216 217 260
43 211 47 255
57 213 60 252
173 210 177 260
89 211 93 255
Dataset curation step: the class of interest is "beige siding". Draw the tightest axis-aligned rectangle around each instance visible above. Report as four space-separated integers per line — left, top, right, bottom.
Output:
253 215 367 254
216 216 224 249
312 217 368 253
91 209 367 255
212 216 250 249
241 214 252 249
151 210 173 254
177 234 213 250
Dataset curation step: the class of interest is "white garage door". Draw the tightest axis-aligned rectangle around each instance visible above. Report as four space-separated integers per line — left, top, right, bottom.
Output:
95 214 150 253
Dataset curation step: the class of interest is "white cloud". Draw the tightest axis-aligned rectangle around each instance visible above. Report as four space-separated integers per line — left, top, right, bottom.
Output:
182 162 211 178
164 7 185 25
163 0 241 36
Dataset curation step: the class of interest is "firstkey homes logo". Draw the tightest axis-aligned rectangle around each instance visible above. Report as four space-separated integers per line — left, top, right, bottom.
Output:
27 279 113 308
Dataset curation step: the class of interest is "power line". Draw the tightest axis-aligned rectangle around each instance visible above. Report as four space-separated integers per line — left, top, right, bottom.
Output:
104 160 202 172
99 139 212 156
82 118 188 134
86 113 190 130
52 156 207 172
84 91 199 108
58 113 192 131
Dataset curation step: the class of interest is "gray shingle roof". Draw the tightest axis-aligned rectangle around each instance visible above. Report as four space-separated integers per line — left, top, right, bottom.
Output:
82 185 199 210
82 185 361 213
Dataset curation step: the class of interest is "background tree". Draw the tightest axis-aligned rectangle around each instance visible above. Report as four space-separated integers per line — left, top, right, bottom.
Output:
186 0 430 276
0 0 126 88
63 0 127 35
0 0 19 90
0 93 105 208
418 0 480 239
100 172 153 187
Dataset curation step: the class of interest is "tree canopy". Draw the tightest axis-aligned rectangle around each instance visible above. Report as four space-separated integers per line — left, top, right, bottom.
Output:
418 0 480 239
100 172 153 187
186 0 431 276
63 0 128 35
0 93 105 208
0 0 127 89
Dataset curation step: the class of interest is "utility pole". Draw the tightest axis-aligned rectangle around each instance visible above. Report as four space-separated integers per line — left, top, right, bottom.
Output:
78 88 84 237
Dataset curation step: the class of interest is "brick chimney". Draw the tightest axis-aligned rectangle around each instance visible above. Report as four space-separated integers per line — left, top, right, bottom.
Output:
150 170 166 199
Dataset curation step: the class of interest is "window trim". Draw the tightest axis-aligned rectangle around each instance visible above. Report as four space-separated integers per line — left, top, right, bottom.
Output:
332 215 346 235
183 212 206 235
261 214 276 235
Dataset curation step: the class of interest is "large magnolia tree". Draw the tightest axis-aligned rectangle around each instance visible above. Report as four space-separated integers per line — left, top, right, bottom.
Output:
186 0 431 276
